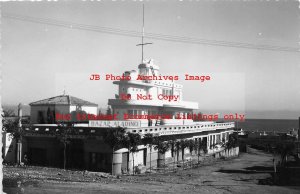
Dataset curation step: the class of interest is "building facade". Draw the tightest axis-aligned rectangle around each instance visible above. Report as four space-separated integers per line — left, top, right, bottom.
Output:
30 95 98 124
19 60 235 174
108 59 198 126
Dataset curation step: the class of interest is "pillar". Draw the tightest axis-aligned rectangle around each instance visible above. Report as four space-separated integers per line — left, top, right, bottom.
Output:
16 141 22 165
157 152 165 167
17 103 22 165
112 151 123 175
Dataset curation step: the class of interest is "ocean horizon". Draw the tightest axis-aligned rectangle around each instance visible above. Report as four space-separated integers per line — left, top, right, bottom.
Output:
237 119 299 132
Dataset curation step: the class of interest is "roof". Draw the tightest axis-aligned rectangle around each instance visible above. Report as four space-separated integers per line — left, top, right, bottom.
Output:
29 95 98 106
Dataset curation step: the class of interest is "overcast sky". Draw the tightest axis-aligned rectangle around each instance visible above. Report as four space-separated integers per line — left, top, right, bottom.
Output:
2 1 300 119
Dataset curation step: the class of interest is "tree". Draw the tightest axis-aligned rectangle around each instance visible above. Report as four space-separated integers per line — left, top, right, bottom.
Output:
187 139 196 155
125 132 141 175
195 139 200 163
106 106 112 115
179 139 189 161
104 127 126 174
153 136 170 171
104 127 126 150
142 133 154 172
179 139 190 169
274 142 297 167
2 108 19 135
2 117 19 134
197 139 208 163
53 122 78 170
2 109 16 117
154 136 170 155
226 133 238 150
2 109 26 165
168 138 179 172
201 139 208 154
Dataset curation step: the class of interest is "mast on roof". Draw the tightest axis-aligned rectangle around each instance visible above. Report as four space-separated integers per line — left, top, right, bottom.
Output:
136 4 153 63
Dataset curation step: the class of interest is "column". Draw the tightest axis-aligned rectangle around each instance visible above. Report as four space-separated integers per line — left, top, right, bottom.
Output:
17 103 22 165
157 152 165 167
112 150 123 175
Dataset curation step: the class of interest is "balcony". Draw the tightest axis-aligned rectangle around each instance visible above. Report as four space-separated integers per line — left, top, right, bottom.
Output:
23 122 234 138
126 122 235 136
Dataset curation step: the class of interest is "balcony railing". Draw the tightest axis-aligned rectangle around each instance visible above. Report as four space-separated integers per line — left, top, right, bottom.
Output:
126 122 235 136
22 122 234 137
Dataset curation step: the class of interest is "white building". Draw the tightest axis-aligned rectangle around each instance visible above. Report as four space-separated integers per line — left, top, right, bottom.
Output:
108 59 198 126
18 60 236 175
30 95 98 124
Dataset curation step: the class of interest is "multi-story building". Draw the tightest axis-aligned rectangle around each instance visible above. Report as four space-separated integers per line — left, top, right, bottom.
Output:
108 59 198 126
30 94 98 124
18 59 235 175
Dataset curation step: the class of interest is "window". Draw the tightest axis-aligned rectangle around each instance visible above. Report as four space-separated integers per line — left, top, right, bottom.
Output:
128 109 146 116
162 89 172 96
38 111 45 124
128 110 134 115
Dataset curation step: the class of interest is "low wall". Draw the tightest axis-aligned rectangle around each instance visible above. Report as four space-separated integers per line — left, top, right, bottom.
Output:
113 146 239 175
213 147 239 159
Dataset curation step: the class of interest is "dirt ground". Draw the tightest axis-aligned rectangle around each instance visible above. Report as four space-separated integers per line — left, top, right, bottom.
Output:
3 149 300 194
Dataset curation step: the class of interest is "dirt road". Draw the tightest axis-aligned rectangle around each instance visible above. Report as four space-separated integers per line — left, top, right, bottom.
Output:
4 149 300 194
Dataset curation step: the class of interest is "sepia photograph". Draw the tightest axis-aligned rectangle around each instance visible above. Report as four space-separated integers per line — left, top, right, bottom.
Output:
1 1 300 193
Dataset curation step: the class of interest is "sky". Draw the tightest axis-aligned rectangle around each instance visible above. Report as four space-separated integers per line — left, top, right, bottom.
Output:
1 1 300 119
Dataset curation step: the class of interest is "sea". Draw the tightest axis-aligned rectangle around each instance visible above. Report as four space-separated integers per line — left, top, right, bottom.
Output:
237 119 299 133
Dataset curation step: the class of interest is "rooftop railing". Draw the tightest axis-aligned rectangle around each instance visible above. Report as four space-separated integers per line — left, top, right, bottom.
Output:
127 122 235 136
